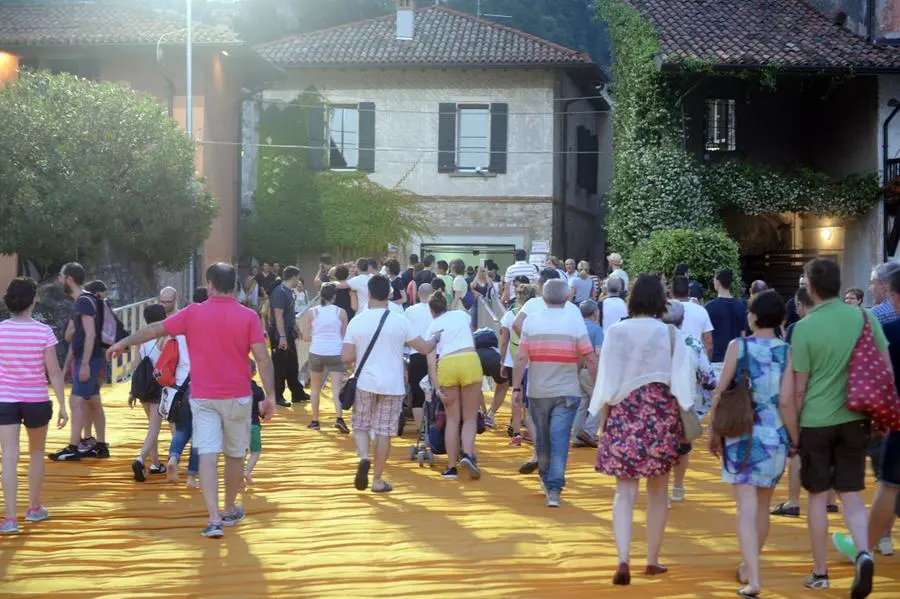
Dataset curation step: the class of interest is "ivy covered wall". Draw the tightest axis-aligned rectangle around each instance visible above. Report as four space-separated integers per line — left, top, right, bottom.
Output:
596 0 882 259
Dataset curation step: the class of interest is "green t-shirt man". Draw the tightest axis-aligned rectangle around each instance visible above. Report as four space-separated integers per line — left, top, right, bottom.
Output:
792 298 888 428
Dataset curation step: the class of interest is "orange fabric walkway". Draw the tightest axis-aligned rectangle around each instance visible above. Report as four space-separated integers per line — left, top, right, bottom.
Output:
2 383 900 598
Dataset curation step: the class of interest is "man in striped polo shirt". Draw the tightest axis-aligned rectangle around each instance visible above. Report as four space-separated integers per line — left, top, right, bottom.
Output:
502 249 539 304
511 279 596 508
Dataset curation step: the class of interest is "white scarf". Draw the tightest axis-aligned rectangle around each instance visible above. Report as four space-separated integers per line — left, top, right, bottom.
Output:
588 317 694 416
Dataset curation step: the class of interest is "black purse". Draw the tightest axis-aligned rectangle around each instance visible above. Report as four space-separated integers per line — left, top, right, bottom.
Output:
166 376 191 424
339 311 390 411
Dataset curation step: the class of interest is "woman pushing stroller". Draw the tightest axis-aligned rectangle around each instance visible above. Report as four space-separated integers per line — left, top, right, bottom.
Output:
425 291 482 481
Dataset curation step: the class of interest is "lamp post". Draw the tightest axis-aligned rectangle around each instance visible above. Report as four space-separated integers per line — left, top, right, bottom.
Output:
186 0 195 292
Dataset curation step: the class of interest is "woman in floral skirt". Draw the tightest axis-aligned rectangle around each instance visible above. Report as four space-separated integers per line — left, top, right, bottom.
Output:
708 289 790 598
589 274 694 585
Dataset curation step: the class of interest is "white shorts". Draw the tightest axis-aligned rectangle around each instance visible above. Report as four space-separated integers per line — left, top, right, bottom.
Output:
190 397 252 458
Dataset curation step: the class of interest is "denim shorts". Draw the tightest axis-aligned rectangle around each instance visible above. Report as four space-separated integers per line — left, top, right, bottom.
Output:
72 356 106 398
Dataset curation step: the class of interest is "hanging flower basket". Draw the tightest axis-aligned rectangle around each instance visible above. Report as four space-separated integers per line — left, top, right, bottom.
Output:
885 175 900 208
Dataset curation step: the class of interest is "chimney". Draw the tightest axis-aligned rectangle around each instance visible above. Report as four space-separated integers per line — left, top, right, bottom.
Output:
396 0 415 41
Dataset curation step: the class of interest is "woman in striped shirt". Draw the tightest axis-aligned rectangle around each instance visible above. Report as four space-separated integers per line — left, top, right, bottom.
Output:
0 278 68 534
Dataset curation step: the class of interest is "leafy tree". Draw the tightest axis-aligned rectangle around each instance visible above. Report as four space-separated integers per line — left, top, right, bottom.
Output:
241 92 428 262
0 70 217 274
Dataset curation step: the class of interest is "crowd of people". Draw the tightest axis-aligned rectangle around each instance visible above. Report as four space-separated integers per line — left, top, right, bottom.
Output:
1 248 899 599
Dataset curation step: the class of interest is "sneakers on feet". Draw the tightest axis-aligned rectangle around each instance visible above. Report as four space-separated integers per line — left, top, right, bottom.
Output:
25 506 49 522
48 444 81 461
576 431 598 448
275 398 291 408
308 420 320 430
508 434 522 447
335 418 350 434
546 489 561 508
670 485 685 502
83 442 109 459
484 412 496 428
878 535 894 556
803 572 829 590
77 436 96 453
851 551 874 599
832 531 858 563
519 460 539 475
441 467 458 480
506 424 515 438
202 521 225 538
770 502 800 517
0 518 19 534
459 453 481 480
221 506 245 527
131 460 146 482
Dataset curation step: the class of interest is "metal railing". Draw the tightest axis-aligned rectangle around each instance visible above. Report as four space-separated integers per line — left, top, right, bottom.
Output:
109 297 156 383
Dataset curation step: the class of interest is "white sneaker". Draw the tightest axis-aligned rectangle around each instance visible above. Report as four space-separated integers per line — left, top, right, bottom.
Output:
878 535 894 556
671 486 685 502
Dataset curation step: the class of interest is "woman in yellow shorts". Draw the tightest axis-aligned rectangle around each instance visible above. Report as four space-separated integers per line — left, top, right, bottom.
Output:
426 292 482 480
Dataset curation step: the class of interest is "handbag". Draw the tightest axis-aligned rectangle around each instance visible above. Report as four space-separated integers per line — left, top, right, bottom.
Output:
847 309 900 430
158 376 190 422
712 338 755 438
339 310 391 411
667 325 703 443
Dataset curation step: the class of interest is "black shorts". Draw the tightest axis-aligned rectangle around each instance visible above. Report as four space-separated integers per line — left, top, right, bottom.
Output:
477 347 506 385
800 420 870 494
408 353 429 409
0 401 53 429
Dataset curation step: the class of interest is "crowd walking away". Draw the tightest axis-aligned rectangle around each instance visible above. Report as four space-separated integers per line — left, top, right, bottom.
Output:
3 248 900 599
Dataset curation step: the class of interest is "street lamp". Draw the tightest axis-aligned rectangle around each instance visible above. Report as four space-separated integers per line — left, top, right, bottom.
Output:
186 0 195 292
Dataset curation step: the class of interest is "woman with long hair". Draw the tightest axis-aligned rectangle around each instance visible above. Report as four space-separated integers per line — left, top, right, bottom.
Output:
589 274 694 585
426 291 482 480
709 290 790 598
299 283 349 433
569 260 595 304
0 278 68 533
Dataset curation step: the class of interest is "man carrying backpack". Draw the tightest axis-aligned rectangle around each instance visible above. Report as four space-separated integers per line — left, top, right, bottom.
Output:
49 263 111 461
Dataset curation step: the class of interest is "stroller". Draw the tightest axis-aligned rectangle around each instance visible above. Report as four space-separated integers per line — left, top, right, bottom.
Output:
408 376 486 468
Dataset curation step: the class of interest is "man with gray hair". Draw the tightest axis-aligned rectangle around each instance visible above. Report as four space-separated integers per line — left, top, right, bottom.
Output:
603 276 628 329
571 300 604 448
512 279 597 508
870 261 900 325
159 286 179 316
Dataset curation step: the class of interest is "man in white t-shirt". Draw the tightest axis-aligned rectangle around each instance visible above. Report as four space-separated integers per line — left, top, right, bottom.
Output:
503 249 539 303
342 275 438 494
607 253 629 292
672 275 713 357
601 276 628 329
348 258 373 314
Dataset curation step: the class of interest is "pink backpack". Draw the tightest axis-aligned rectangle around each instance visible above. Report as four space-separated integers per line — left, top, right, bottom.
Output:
846 309 900 431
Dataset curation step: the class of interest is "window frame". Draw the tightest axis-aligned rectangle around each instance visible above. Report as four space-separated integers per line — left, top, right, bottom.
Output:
704 98 737 153
327 103 361 171
455 103 492 172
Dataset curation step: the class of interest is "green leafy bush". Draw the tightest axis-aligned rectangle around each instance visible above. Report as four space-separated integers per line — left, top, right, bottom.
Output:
628 228 742 298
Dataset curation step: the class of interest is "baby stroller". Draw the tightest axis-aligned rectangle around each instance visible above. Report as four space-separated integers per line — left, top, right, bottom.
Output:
408 376 487 468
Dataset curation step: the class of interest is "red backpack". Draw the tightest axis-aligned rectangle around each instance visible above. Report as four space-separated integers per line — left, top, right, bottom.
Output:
153 339 180 388
846 310 900 431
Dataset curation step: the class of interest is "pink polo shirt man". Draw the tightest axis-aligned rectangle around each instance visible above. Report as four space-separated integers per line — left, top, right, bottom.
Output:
163 295 265 458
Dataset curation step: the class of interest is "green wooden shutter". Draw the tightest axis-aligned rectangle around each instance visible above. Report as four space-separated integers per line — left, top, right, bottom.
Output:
489 103 508 174
358 102 375 172
438 103 457 173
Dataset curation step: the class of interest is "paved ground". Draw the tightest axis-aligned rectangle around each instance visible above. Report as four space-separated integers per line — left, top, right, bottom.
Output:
1 383 899 598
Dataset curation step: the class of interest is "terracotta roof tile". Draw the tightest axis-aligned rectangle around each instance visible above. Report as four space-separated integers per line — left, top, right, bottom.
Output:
0 3 242 47
621 0 900 71
256 6 593 68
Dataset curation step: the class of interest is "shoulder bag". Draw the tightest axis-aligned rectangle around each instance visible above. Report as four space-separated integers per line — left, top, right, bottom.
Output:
339 310 391 411
712 338 755 438
668 325 703 443
158 375 191 422
847 309 900 430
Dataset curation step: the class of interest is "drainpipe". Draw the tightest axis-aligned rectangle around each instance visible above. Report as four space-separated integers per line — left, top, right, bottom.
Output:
882 98 900 260
560 98 578 258
867 0 876 42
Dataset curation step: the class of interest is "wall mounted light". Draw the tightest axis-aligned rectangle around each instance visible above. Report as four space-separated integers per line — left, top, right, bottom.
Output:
821 228 833 241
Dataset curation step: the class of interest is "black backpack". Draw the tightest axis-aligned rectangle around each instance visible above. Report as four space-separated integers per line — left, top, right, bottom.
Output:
130 356 161 402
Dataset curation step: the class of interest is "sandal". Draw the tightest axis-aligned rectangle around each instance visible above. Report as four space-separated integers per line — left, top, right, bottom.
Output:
770 502 800 517
736 587 760 598
372 482 393 493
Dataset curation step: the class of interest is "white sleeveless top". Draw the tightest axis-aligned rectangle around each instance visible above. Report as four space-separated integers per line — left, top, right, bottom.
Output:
310 304 343 356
